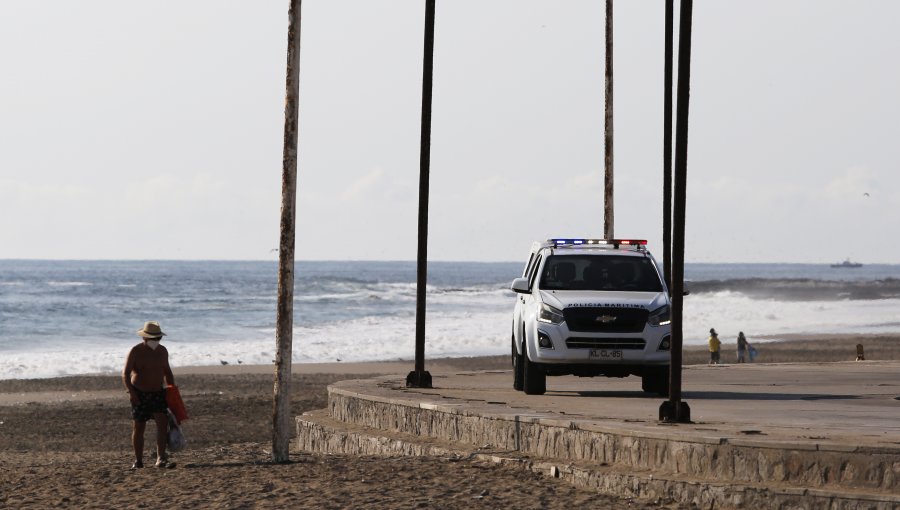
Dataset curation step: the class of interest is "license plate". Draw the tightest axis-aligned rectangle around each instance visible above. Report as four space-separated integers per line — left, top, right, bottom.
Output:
589 349 623 360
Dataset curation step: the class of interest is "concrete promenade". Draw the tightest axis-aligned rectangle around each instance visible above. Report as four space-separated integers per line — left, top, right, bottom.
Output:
297 361 900 508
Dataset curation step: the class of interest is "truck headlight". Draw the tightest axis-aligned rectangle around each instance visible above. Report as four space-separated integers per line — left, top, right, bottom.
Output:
537 303 565 324
648 305 671 326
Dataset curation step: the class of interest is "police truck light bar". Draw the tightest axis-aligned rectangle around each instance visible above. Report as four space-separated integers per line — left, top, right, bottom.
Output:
550 238 647 247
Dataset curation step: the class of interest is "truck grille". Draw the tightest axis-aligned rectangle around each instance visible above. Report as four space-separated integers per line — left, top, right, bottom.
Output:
566 337 646 350
563 307 648 333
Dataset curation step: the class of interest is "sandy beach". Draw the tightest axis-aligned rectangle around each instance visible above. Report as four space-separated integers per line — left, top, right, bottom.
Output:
1 334 897 509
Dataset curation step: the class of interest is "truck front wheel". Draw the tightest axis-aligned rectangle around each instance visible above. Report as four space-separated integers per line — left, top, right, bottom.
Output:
523 350 546 395
641 366 670 396
512 334 524 391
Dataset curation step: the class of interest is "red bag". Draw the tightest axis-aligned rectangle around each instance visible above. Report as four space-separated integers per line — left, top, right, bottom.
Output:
166 384 189 422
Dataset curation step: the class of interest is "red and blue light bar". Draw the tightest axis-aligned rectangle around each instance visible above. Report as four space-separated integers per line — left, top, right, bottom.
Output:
550 238 647 247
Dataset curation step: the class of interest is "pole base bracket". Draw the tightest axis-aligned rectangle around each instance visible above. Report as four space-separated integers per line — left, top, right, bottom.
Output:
405 370 433 388
659 400 692 423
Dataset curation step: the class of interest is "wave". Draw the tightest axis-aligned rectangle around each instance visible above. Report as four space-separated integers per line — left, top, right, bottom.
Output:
6 260 900 379
304 275 380 286
683 293 900 343
4 291 900 379
688 278 900 300
0 309 512 379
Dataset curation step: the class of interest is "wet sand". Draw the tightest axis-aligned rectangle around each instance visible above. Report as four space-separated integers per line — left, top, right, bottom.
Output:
1 334 896 509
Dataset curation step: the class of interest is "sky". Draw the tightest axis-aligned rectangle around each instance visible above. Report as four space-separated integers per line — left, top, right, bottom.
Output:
1 1 898 263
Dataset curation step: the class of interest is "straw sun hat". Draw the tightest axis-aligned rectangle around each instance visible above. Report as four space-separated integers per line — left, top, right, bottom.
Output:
137 321 167 339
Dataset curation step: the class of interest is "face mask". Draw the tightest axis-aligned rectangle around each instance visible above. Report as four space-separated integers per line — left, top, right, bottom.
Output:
146 340 160 350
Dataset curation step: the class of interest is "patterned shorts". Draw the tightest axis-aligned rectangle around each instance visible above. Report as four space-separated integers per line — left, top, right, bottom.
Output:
131 389 167 422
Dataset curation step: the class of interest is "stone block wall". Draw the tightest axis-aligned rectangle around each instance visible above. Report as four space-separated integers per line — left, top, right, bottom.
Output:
327 388 900 495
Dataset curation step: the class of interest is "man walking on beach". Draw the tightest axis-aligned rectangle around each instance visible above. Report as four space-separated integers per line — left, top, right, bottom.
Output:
123 321 175 469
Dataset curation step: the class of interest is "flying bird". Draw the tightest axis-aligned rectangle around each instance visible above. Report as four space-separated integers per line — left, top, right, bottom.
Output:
863 192 870 197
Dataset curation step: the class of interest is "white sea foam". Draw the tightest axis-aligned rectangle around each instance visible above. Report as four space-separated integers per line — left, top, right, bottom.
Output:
0 318 501 380
6 293 899 380
683 292 900 342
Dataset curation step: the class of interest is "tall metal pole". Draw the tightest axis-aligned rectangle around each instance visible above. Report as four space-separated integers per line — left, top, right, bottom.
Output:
660 0 693 424
273 0 302 461
407 0 435 388
662 0 674 290
603 0 614 239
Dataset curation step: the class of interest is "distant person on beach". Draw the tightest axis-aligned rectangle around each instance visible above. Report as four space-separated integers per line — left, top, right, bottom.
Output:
736 331 748 363
123 321 176 469
708 328 721 365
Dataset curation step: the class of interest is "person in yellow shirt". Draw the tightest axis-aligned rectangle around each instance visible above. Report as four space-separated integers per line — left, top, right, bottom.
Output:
708 328 721 365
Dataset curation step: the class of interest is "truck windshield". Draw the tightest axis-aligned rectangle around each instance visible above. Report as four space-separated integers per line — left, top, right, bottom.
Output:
539 255 664 292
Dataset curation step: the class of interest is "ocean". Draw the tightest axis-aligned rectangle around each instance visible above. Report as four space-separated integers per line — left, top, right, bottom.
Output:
2 260 899 379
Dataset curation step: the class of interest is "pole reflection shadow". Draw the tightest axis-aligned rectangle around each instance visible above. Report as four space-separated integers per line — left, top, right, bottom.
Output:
548 391 861 401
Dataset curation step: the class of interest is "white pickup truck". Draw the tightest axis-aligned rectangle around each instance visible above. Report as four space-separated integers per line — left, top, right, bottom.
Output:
510 239 672 395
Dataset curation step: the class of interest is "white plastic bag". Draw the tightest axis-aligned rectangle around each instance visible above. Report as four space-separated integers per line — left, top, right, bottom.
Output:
167 409 187 452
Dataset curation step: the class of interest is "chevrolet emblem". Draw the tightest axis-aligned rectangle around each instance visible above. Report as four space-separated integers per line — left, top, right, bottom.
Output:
595 315 616 323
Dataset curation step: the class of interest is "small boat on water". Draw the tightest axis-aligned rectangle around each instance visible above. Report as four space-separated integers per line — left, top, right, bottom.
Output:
830 259 862 268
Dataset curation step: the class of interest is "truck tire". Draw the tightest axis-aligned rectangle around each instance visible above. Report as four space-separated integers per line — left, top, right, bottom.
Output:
512 335 524 391
641 366 669 396
523 350 546 395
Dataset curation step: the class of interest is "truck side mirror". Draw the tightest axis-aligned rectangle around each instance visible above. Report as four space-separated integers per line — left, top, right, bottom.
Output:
510 277 530 294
